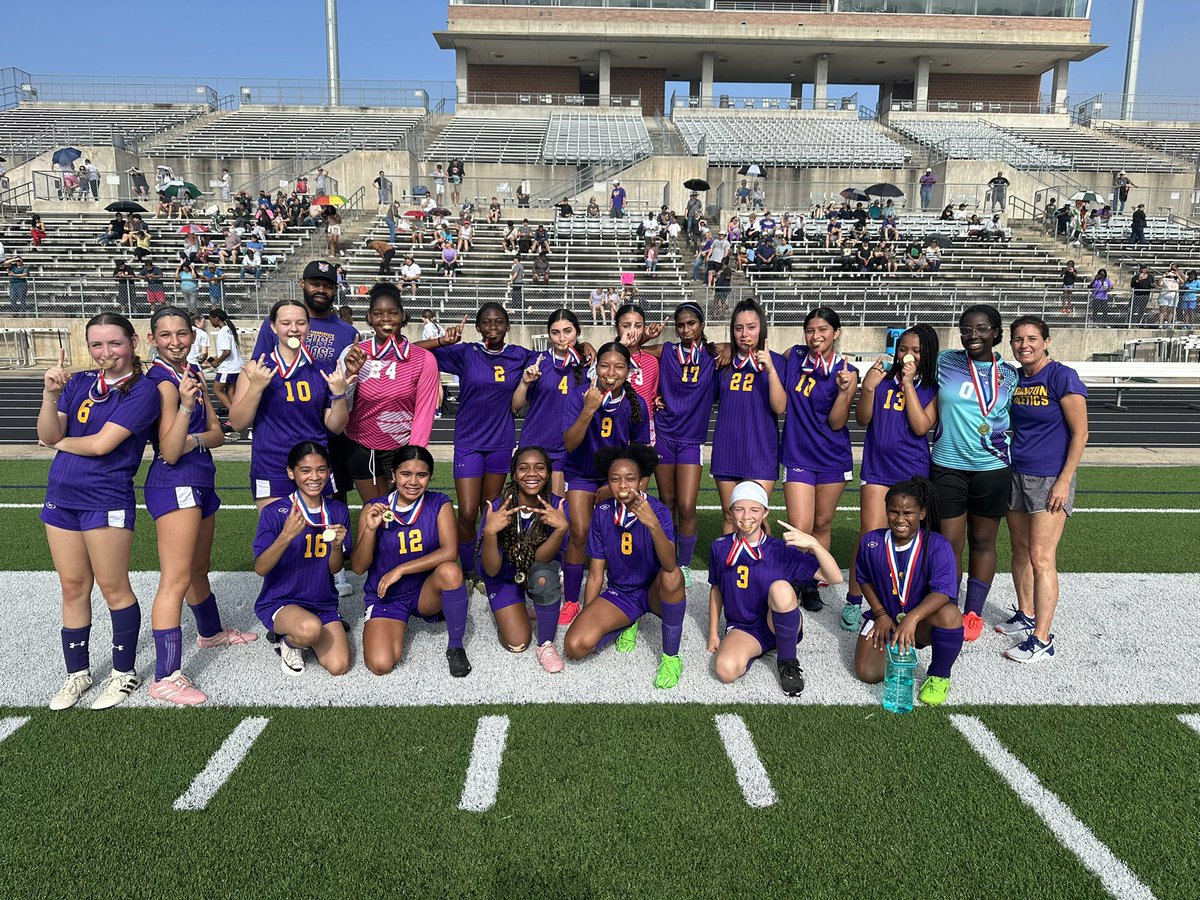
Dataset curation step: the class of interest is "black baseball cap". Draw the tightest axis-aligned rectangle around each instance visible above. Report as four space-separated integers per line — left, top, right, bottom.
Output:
302 260 337 283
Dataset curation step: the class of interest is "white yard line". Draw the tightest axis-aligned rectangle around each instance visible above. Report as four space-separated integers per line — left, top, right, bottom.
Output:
458 715 510 812
0 716 30 744
713 714 777 808
949 715 1156 900
173 716 269 812
1177 713 1200 736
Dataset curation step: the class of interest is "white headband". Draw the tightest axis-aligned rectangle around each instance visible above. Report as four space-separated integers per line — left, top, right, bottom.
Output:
730 481 769 510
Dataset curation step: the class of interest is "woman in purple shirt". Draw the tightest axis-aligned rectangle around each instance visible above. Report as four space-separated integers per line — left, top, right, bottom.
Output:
1001 316 1088 663
38 313 161 711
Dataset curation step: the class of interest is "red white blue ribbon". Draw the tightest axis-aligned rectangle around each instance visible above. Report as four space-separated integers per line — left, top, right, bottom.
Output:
675 341 700 366
803 348 839 376
968 353 1001 420
613 493 647 529
554 345 582 369
386 491 424 527
725 535 765 566
89 370 132 402
885 530 924 609
370 335 411 361
289 491 330 531
272 342 313 379
733 352 764 373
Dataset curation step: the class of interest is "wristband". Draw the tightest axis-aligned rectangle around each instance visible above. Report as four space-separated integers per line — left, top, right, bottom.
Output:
180 405 195 415
329 392 347 401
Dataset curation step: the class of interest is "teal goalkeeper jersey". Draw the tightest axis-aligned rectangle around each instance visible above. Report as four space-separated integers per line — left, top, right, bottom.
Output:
931 350 1019 471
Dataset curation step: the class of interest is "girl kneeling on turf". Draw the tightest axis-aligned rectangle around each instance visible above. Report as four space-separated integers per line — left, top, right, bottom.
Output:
479 447 570 673
350 446 472 678
707 481 842 696
563 444 686 689
853 477 964 706
253 441 352 677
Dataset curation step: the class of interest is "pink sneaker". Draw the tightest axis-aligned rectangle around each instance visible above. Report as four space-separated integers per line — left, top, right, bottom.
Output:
558 600 581 625
149 672 207 706
536 641 565 674
196 627 259 648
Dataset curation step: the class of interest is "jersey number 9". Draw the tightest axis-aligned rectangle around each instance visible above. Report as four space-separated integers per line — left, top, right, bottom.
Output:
599 416 613 438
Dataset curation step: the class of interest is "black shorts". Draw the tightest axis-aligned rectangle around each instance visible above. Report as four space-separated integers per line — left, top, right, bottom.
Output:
930 463 1012 519
326 431 355 500
344 437 407 485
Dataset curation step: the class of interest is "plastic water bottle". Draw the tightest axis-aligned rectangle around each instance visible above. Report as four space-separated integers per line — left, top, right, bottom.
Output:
883 645 918 714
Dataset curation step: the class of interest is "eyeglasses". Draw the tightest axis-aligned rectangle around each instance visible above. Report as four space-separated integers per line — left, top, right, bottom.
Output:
959 325 995 336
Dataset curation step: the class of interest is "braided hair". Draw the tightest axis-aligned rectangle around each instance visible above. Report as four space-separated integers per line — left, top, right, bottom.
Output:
86 313 143 395
594 341 641 428
885 475 941 534
547 308 585 387
497 446 555 580
886 323 939 386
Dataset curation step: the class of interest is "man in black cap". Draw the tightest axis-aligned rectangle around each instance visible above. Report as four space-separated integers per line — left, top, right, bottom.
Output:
685 191 703 246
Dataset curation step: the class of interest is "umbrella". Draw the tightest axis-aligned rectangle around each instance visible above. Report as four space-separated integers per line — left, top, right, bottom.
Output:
177 224 207 234
105 200 146 213
840 187 870 202
1069 190 1102 204
161 180 203 199
52 147 82 167
864 182 905 198
312 194 346 207
683 178 710 192
402 209 425 219
738 164 768 179
0 156 5 162
203 204 220 216
430 207 451 217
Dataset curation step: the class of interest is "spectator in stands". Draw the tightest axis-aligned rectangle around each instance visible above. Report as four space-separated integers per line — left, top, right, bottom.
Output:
919 168 936 210
706 229 731 287
201 262 225 306
177 260 200 309
127 165 150 200
736 180 751 210
457 219 474 254
609 180 627 218
1157 263 1182 326
99 214 125 247
374 171 392 205
644 244 658 275
555 197 574 218
217 168 231 201
327 211 343 258
400 254 421 297
517 179 531 208
114 261 137 309
410 210 426 248
987 172 1010 213
295 174 309 196
1114 171 1136 214
1131 265 1155 323
7 256 29 314
315 167 328 195
589 285 611 325
1042 198 1058 235
132 229 153 262
939 204 955 221
1131 204 1148 244
825 216 842 249
713 260 732 315
867 199 883 221
439 244 459 278
83 159 100 201
502 221 518 253
533 251 552 283
881 209 898 243
691 246 706 283
1055 202 1072 237
1182 271 1200 326
448 158 464 205
29 215 46 252
532 223 550 255
219 228 240 267
919 239 942 274
1060 260 1077 314
429 164 446 202
726 216 742 246
509 254 524 303
583 196 599 218
142 259 166 307
336 265 351 303
854 238 871 272
241 246 262 281
775 234 794 271
751 183 765 210
178 191 194 220
155 191 172 219
983 214 1006 243
837 238 856 272
1088 268 1112 322
179 233 200 265
383 200 401 244
74 166 89 200
517 219 534 256
755 237 777 272
686 192 703 245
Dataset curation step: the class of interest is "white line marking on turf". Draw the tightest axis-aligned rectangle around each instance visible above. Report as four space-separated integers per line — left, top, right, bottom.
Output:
173 716 269 812
949 715 1156 900
0 716 30 744
714 713 777 808
0 503 1197 514
1177 713 1200 736
458 714 510 812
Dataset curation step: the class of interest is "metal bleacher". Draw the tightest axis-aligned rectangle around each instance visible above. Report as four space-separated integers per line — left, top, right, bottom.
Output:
0 103 208 156
542 114 652 164
672 114 909 167
425 116 550 164
1005 126 1189 173
887 119 1071 169
1096 123 1200 164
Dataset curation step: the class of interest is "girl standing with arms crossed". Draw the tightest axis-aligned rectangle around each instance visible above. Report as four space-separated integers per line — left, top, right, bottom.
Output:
205 308 242 434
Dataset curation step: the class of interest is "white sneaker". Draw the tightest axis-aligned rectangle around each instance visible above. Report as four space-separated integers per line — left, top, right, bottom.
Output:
277 641 305 676
334 569 354 598
49 670 92 710
90 669 140 710
1004 633 1056 663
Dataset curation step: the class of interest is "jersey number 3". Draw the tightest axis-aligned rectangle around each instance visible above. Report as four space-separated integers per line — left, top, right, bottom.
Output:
736 565 749 588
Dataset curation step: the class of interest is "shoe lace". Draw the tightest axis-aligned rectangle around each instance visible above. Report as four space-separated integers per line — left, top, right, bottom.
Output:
780 659 802 679
1017 634 1040 652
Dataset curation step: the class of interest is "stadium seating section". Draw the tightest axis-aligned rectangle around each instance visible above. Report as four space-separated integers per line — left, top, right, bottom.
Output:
887 119 1072 169
542 114 652 164
672 115 910 167
1096 124 1200 164
0 103 207 156
425 117 549 164
1004 126 1188 173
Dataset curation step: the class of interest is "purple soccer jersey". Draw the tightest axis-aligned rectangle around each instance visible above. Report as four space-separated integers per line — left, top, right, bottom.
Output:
434 342 533 453
478 494 569 585
46 372 160 510
859 377 938 486
781 348 857 472
252 313 360 374
708 533 818 631
1010 361 1087 477
250 355 332 488
253 496 352 615
854 528 959 621
519 352 585 456
656 341 718 445
587 495 674 591
362 490 451 603
562 386 652 482
710 351 785 482
144 363 216 490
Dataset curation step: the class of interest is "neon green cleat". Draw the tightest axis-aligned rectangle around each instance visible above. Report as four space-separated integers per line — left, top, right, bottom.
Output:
918 675 952 706
615 622 639 653
654 653 682 689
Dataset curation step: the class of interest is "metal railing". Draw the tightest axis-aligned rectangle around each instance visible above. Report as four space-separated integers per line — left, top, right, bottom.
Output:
1074 92 1200 125
671 93 857 112
0 181 33 213
880 98 1066 117
459 92 642 109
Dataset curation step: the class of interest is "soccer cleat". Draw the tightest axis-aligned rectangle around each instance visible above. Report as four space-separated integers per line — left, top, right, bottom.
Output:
615 622 639 653
799 582 824 612
995 608 1035 636
49 670 92 711
680 565 694 590
558 600 581 625
90 669 140 710
653 653 682 689
839 601 862 632
196 627 258 648
962 611 984 642
1004 633 1056 663
334 569 354 598
535 641 565 674
149 672 208 706
276 642 304 676
446 647 472 677
777 659 805 697
918 675 952 706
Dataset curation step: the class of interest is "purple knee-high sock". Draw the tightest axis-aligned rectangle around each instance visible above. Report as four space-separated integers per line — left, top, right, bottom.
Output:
61 625 91 674
593 626 626 654
443 585 468 649
773 608 802 662
659 598 686 657
965 577 991 617
928 625 965 678
458 540 476 576
563 562 584 604
188 593 223 638
153 627 182 681
109 604 141 674
677 533 698 568
534 600 560 646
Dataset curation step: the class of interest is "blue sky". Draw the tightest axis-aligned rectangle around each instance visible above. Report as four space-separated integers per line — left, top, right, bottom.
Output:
2 1 1196 105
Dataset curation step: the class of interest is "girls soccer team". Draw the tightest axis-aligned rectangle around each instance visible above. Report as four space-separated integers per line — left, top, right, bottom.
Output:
38 291 1087 708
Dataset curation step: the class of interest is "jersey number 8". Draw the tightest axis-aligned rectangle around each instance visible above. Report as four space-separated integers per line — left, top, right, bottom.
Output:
620 531 633 555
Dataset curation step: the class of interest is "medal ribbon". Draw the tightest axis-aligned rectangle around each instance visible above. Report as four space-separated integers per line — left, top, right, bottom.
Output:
676 341 700 366
476 341 506 355
271 342 313 379
289 491 330 530
725 535 765 566
386 491 424 526
152 359 204 406
613 493 647 529
90 370 132 401
733 352 764 373
803 348 838 376
554 345 582 369
885 530 924 609
370 335 411 361
601 387 625 413
968 354 1001 420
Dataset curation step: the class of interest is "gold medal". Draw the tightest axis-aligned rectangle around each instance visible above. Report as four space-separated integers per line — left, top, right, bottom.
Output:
321 528 336 542
902 353 915 365
896 612 906 622
977 422 990 436
286 337 301 350
514 571 527 585
381 509 395 524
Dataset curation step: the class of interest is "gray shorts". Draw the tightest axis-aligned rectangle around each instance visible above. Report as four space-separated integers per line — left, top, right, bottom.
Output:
1009 471 1076 516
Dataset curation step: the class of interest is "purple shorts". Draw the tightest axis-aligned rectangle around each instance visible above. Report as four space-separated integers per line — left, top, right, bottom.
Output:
256 600 341 632
656 437 701 467
784 466 852 486
40 503 135 532
214 372 239 385
144 485 221 520
453 447 512 480
363 573 435 623
253 474 336 501
599 585 651 623
483 580 526 613
726 620 777 655
565 477 603 494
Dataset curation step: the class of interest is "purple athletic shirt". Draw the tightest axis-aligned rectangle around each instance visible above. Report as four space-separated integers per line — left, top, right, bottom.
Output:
434 342 533 452
144 363 216 490
1010 361 1087 478
711 351 785 481
587 495 674 591
781 348 857 472
859 377 938 486
47 372 159 510
253 496 352 613
519 351 586 455
361 490 450 602
478 494 568 583
854 527 958 621
252 313 360 374
562 386 652 481
656 341 718 444
250 355 332 487
708 533 817 630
